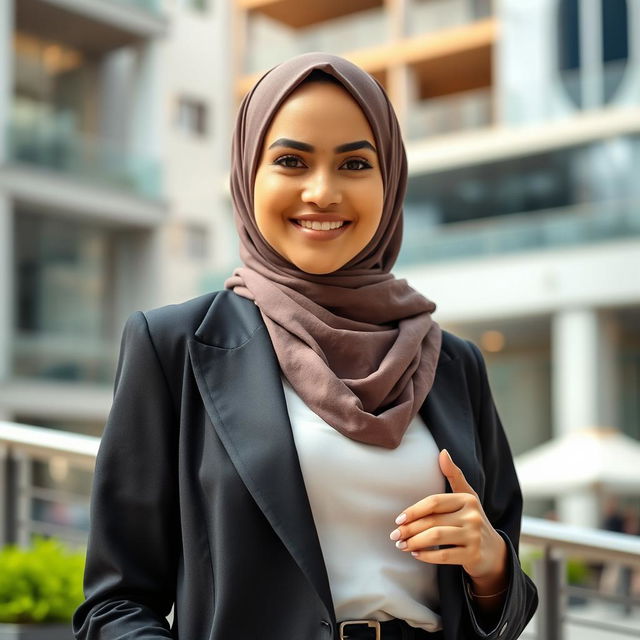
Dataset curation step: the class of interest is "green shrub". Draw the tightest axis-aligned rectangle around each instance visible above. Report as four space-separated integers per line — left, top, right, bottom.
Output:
0 536 86 623
520 548 591 585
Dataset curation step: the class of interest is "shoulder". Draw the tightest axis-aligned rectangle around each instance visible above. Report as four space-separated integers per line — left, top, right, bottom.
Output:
119 291 222 355
143 291 219 333
440 328 483 370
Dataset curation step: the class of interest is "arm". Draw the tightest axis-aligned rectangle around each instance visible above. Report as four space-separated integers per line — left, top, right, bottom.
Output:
72 311 180 639
461 340 539 639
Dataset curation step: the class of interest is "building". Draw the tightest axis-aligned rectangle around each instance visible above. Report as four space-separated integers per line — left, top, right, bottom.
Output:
0 0 233 443
227 0 640 527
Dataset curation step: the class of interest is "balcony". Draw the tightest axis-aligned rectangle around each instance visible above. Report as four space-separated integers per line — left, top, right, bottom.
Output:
237 15 496 105
407 0 493 37
6 117 163 200
16 0 167 55
406 86 493 139
243 4 388 76
398 199 640 267
238 0 383 29
13 333 117 385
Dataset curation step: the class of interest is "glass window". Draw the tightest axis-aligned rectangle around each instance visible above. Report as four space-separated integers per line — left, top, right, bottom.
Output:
557 0 629 108
176 96 209 136
14 211 117 383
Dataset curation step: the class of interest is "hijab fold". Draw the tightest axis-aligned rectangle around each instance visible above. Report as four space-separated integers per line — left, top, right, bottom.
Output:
224 52 442 449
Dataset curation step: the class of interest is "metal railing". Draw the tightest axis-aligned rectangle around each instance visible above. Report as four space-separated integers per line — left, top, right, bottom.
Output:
1 421 639 638
398 198 640 266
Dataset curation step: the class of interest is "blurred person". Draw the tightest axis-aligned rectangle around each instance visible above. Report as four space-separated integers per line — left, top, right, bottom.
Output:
599 499 637 615
72 53 537 640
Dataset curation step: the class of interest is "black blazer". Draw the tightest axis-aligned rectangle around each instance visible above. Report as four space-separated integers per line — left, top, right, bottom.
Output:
72 289 538 640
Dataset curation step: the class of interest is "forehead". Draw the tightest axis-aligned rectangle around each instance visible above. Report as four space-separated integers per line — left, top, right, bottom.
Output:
263 82 376 145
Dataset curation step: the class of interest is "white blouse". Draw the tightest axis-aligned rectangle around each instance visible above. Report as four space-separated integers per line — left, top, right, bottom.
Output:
281 375 446 632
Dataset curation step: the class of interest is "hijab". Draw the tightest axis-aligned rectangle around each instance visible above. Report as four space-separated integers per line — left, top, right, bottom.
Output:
224 52 442 449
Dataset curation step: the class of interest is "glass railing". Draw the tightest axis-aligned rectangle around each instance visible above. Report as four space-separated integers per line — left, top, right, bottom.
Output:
407 0 493 37
406 86 493 139
398 199 640 266
13 332 117 385
6 119 163 200
109 0 164 14
245 6 388 74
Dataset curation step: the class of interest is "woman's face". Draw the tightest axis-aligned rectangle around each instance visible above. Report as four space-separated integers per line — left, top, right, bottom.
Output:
253 81 384 274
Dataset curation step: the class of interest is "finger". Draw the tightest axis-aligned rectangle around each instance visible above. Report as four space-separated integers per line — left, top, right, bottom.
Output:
390 512 461 542
395 492 470 526
410 545 468 565
439 449 478 497
397 526 467 552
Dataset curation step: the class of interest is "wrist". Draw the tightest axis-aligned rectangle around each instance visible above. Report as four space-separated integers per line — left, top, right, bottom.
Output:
469 534 508 595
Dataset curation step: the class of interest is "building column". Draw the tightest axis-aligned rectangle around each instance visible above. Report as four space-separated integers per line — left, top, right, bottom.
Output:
0 194 13 383
0 0 14 163
551 307 620 527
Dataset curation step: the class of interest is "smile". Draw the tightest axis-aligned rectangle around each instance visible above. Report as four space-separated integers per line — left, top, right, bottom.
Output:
295 219 346 230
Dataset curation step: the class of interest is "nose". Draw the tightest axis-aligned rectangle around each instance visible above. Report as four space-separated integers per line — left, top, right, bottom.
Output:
301 168 342 209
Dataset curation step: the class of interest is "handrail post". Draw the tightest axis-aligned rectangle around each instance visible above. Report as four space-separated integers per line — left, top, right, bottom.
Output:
0 443 17 546
535 546 564 640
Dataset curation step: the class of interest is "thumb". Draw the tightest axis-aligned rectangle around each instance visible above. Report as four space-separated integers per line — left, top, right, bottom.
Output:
439 449 476 496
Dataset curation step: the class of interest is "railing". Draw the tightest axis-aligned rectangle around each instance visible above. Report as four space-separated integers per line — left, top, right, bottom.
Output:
6 118 163 200
398 198 640 266
521 516 640 639
406 86 493 140
0 421 98 549
13 332 117 384
1 421 639 639
110 0 164 13
407 0 493 37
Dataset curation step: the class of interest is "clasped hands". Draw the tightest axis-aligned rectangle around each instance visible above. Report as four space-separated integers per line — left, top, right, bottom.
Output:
390 449 508 594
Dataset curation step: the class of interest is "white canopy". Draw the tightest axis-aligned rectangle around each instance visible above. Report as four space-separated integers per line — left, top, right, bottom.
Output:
514 426 640 497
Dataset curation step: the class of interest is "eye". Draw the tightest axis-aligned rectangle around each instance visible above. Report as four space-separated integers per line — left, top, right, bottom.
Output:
273 154 305 169
342 158 372 171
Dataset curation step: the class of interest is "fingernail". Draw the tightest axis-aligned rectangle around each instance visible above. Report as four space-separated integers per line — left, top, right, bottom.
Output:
389 529 402 541
395 513 407 525
444 449 452 463
411 551 419 557
395 540 407 549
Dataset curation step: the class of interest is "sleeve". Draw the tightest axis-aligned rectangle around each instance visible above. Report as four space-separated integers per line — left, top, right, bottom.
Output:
460 340 539 640
72 311 180 639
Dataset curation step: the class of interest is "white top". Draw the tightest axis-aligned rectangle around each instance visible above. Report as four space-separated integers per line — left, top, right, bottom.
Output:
281 375 445 632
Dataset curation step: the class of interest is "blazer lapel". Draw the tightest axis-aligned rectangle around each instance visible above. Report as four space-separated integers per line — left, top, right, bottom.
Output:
419 350 479 493
187 290 335 619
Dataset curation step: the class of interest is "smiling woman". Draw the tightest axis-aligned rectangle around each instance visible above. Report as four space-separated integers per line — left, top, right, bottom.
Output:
253 75 384 274
72 52 538 640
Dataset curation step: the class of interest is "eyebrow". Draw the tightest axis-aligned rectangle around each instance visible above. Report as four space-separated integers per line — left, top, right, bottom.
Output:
268 137 377 154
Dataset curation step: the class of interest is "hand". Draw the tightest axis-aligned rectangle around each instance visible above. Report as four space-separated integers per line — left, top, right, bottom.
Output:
389 449 507 584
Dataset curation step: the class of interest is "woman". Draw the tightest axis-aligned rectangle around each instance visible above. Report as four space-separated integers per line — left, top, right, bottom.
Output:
73 52 538 640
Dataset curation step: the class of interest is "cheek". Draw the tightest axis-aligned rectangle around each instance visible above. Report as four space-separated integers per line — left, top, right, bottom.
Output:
354 179 384 237
253 173 291 235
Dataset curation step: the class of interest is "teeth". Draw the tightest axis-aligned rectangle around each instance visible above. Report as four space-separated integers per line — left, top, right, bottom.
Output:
298 220 345 230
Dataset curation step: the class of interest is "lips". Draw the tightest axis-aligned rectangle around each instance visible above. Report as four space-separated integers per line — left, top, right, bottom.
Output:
290 213 352 230
289 217 351 239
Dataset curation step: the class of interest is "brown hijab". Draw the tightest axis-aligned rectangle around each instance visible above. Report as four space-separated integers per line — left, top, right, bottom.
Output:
224 52 442 449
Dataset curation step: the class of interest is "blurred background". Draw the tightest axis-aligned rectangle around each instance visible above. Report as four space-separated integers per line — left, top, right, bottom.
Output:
0 0 639 635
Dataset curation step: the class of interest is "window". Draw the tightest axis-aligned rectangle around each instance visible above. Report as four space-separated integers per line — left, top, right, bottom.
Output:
557 0 629 108
14 211 117 383
185 223 209 260
176 96 209 136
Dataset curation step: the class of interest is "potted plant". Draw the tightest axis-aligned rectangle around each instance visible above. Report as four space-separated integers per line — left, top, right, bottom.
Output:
0 535 85 639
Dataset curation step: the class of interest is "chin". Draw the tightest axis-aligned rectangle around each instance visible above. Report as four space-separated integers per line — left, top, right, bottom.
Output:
292 259 346 275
